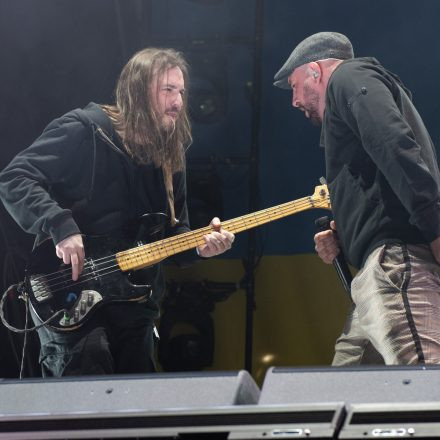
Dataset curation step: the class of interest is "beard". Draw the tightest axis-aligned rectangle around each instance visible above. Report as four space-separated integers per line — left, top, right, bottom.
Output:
161 114 177 133
303 84 322 126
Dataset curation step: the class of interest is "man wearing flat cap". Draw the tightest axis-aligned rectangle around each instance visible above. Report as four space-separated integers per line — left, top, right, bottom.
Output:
274 31 440 365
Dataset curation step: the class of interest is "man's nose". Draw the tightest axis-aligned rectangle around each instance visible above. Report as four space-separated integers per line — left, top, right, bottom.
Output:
173 93 183 110
292 93 299 108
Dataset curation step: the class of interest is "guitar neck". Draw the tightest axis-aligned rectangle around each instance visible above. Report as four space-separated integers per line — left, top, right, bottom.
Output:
116 189 329 272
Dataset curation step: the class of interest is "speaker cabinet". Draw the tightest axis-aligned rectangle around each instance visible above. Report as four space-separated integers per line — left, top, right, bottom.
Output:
259 366 440 439
0 370 260 439
260 365 440 405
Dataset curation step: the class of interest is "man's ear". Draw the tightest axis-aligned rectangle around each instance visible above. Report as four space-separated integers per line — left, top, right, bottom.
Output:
307 62 321 81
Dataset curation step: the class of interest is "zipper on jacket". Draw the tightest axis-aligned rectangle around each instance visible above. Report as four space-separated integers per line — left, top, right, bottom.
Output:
95 126 128 158
94 126 136 219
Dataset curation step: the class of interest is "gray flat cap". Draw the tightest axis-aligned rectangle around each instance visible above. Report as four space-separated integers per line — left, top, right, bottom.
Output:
274 32 354 89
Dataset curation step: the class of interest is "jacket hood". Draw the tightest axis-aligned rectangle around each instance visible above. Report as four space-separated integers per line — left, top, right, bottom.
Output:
70 102 116 136
342 57 412 100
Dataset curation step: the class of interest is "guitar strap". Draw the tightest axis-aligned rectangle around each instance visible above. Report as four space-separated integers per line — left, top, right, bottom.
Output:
162 160 177 227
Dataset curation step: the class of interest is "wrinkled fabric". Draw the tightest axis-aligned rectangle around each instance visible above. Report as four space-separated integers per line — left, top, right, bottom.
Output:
333 243 440 365
323 58 440 269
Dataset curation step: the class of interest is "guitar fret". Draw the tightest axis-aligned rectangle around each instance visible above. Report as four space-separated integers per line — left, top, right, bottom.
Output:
116 185 330 271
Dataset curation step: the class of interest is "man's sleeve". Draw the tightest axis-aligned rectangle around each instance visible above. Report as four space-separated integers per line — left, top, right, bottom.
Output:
0 115 88 244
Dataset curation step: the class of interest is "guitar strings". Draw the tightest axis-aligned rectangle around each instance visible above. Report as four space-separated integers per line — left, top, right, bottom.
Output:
35 194 323 284
33 195 315 284
31 195 329 294
115 194 327 263
31 195 327 292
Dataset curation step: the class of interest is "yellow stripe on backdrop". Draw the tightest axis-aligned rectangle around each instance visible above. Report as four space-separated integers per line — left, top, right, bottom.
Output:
163 255 351 385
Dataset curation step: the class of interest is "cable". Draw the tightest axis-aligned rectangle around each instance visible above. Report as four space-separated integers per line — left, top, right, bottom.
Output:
0 284 66 334
19 297 29 379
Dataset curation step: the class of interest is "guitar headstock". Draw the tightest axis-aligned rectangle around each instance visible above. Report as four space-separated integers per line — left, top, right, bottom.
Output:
311 184 331 210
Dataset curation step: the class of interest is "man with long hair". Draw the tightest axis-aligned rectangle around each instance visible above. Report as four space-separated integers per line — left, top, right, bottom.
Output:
0 48 234 376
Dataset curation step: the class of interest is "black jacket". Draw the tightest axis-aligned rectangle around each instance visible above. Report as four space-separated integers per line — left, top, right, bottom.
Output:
322 57 440 268
0 102 196 317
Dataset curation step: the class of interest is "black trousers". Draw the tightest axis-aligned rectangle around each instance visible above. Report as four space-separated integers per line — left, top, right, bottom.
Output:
31 303 156 377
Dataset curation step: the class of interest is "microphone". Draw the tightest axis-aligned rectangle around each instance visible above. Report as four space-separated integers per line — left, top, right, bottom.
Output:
314 216 353 300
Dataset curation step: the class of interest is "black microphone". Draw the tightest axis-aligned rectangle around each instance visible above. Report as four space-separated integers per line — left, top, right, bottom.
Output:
315 216 353 300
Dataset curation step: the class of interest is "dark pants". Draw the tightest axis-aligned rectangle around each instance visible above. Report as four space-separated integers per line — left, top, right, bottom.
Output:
31 303 156 377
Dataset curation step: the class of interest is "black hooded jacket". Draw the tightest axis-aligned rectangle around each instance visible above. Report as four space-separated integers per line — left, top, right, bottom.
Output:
322 57 440 269
0 102 196 317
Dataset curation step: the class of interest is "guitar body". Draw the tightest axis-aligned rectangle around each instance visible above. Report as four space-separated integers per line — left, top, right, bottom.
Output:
26 234 154 332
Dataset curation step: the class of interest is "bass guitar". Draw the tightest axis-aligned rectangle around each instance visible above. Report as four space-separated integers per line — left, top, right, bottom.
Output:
25 184 330 331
